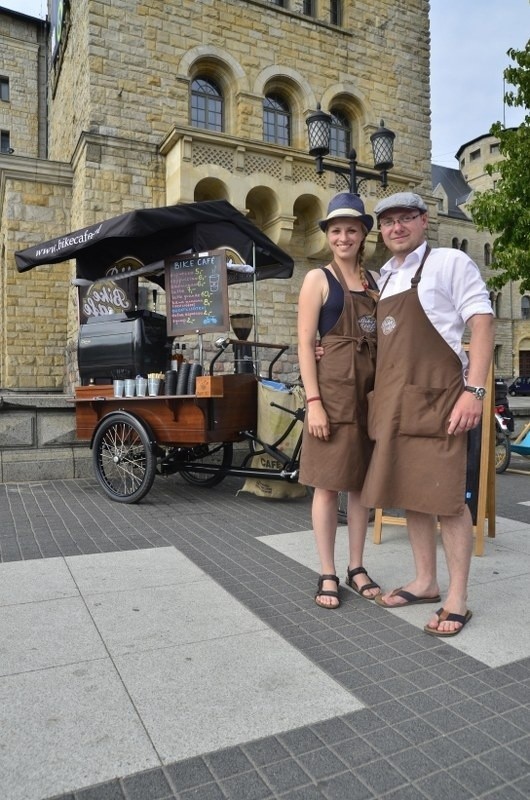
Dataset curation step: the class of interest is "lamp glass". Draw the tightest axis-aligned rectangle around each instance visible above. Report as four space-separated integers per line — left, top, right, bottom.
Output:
306 107 332 157
370 119 395 172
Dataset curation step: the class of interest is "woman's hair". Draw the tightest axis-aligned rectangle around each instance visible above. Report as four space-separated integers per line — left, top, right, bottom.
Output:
358 241 380 302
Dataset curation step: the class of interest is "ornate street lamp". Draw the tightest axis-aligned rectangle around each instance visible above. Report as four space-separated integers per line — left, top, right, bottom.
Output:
306 104 395 195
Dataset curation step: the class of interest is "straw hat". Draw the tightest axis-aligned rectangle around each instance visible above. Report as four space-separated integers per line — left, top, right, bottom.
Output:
319 193 374 232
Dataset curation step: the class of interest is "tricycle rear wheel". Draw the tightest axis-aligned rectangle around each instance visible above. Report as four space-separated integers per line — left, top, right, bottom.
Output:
179 442 233 487
92 413 157 503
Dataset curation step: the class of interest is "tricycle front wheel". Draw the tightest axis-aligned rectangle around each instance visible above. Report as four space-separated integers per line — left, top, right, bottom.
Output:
92 413 157 503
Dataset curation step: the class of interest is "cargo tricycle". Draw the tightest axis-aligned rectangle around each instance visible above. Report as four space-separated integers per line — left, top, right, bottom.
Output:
74 337 306 503
16 200 309 504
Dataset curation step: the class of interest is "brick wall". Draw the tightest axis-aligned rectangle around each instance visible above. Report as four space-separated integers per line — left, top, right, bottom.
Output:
1 169 72 389
0 9 46 159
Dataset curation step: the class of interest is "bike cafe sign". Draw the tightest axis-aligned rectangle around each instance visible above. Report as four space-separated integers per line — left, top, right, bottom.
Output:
80 257 140 320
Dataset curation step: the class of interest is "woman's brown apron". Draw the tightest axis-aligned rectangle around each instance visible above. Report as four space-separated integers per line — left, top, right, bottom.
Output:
361 252 467 516
299 263 376 491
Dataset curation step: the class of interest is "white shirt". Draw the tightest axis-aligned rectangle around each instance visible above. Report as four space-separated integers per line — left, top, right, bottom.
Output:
378 241 494 367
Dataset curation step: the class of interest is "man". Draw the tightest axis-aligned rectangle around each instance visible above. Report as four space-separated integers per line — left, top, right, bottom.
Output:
361 192 494 636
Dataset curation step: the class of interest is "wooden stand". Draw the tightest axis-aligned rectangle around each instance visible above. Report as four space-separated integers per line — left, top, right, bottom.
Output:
74 374 257 446
372 365 496 556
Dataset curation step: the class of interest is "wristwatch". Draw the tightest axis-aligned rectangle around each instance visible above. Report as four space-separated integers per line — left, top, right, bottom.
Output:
464 385 487 400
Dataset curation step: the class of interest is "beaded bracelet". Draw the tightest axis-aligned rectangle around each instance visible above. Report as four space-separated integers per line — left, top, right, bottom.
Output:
306 396 322 403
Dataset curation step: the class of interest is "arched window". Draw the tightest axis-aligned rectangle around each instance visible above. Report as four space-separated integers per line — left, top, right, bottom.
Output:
330 0 343 25
484 243 491 266
452 237 459 249
263 94 290 146
494 344 500 370
495 293 502 318
460 239 468 253
329 109 351 158
522 296 530 320
0 129 11 153
191 77 223 131
0 76 9 102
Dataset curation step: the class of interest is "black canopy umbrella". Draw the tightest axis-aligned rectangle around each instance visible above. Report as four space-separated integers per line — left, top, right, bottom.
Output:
14 199 294 285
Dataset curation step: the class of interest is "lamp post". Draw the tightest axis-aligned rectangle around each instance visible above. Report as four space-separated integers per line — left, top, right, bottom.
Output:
306 104 395 195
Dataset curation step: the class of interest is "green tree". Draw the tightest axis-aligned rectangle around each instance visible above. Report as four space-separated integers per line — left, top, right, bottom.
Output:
469 40 530 292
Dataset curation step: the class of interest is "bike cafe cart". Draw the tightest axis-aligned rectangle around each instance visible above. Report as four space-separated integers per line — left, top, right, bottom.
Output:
15 200 305 503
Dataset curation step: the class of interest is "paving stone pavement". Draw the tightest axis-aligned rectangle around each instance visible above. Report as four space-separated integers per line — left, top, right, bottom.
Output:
0 474 529 800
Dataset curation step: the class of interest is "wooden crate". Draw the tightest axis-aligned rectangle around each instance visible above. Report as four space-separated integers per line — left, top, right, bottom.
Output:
195 375 224 397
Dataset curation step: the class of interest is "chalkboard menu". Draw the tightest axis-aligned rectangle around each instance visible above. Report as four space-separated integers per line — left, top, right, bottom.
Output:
164 250 229 335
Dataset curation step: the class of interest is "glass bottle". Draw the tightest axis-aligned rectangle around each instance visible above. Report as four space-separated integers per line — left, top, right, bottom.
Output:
171 341 182 371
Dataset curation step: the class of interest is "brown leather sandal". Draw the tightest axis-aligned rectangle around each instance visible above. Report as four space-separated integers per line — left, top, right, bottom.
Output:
345 566 380 600
315 574 340 609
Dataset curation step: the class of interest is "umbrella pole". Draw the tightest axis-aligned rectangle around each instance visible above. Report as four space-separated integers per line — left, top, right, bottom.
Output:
196 330 204 368
252 243 259 377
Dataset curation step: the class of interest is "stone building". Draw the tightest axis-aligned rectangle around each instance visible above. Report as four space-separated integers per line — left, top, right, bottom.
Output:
433 133 529 380
1 0 433 394
3 1 525 481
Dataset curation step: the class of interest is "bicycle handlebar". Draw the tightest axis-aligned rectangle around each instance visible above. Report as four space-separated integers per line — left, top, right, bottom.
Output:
269 401 305 421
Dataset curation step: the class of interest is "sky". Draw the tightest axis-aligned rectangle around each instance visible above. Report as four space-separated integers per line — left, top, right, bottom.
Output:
429 0 529 166
3 0 529 168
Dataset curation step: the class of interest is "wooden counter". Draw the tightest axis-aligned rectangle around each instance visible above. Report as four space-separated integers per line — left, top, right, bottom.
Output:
74 373 258 445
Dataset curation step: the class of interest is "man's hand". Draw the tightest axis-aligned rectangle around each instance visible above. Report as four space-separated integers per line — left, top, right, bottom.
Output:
447 392 483 435
314 341 324 361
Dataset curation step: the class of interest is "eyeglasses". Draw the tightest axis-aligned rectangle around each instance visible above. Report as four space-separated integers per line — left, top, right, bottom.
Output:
379 212 423 229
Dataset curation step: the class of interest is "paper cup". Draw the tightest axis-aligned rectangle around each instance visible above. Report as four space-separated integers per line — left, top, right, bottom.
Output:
148 378 160 396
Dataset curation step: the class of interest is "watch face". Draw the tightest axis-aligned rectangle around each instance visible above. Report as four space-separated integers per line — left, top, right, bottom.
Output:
465 386 486 399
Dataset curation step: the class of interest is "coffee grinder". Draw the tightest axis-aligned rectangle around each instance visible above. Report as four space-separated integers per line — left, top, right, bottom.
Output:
230 313 254 373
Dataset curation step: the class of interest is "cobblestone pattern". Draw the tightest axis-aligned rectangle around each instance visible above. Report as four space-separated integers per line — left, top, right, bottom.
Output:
1 477 528 800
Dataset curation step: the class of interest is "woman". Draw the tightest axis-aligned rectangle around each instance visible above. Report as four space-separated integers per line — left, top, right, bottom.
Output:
298 193 380 609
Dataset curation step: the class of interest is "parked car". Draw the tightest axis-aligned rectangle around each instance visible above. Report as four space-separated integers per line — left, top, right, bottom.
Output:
508 376 530 397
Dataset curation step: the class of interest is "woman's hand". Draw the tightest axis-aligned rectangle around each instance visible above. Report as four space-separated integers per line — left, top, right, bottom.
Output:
307 401 330 440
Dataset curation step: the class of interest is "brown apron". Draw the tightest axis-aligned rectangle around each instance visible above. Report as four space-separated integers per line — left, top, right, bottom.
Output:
299 263 377 491
361 251 467 515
